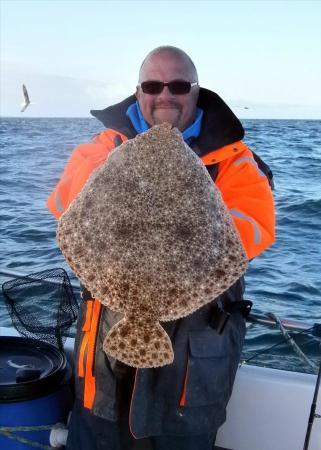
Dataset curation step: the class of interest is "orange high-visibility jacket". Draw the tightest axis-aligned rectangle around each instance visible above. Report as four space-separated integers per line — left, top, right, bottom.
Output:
46 89 275 433
47 122 275 260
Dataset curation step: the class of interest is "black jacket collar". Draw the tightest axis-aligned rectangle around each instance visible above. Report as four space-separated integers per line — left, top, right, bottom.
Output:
90 88 244 157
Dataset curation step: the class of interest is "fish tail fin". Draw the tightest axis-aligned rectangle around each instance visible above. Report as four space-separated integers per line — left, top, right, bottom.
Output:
103 317 173 368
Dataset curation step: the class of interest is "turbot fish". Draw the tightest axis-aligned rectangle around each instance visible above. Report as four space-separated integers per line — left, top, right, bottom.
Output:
57 123 248 368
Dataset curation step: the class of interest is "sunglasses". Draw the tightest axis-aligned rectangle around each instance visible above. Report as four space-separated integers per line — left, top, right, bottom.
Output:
138 80 198 95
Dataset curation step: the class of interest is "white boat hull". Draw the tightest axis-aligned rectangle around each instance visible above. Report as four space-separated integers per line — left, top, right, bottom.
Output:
216 364 320 450
1 327 320 450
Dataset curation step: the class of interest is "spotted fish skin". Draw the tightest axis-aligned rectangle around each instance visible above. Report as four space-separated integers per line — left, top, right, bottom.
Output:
57 123 248 368
103 317 174 368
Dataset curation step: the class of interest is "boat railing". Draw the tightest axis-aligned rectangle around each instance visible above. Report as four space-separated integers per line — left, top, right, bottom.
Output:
1 268 320 336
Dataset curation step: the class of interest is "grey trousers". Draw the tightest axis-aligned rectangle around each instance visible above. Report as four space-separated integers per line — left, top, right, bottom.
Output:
66 399 217 450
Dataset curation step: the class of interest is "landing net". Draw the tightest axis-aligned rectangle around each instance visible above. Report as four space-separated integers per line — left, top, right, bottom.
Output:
2 268 79 349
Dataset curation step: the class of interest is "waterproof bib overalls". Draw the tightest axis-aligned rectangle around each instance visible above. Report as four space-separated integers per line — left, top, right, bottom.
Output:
47 88 275 449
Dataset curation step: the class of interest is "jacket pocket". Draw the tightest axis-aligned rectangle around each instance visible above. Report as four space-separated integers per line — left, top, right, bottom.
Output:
181 317 245 408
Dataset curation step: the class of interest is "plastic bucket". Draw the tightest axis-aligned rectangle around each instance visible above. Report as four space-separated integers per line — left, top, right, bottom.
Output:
0 336 73 450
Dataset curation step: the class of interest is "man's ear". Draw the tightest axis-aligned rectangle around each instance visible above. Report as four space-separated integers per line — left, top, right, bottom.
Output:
135 86 139 99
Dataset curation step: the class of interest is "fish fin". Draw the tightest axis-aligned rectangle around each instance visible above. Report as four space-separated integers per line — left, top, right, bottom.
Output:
103 317 174 368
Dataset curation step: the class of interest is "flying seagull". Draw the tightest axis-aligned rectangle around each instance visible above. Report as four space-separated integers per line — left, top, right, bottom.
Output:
21 84 31 112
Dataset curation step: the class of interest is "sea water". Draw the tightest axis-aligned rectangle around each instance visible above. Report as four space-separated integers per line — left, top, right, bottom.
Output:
0 117 320 373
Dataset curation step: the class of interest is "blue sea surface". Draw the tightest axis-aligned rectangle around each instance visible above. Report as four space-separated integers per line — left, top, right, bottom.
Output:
0 117 320 373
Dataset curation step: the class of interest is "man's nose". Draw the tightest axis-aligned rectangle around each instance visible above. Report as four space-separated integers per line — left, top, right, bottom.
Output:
157 86 175 98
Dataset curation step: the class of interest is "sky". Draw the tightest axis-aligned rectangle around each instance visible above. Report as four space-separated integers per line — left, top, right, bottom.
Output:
1 0 321 119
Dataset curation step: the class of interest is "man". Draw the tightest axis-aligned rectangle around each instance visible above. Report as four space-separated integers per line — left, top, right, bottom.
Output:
47 46 275 450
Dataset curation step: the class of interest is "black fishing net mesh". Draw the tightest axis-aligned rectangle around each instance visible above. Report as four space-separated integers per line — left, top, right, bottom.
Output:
2 268 79 349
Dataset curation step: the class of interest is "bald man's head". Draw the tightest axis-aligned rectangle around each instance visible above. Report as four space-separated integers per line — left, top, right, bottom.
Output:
139 46 198 83
136 46 200 131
